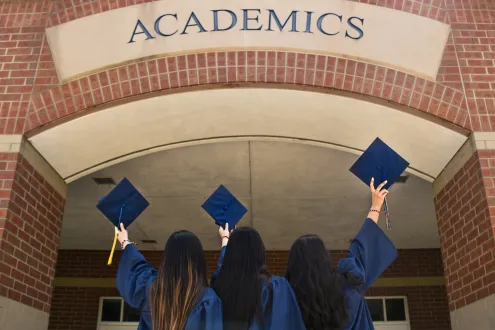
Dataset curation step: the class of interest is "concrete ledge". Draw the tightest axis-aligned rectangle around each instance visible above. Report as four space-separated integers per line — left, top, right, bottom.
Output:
450 294 495 330
433 132 495 196
54 276 445 288
0 296 49 330
433 136 476 196
0 135 67 197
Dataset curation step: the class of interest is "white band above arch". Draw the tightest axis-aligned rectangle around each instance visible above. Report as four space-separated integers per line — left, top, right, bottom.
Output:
28 88 467 183
46 0 450 80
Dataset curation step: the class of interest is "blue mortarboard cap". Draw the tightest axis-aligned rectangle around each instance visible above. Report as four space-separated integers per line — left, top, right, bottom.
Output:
202 184 248 229
349 138 410 190
96 177 149 229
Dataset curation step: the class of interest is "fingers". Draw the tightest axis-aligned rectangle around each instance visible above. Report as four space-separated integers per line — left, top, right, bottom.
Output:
225 223 229 232
120 223 125 232
370 178 375 192
376 180 388 192
379 189 389 198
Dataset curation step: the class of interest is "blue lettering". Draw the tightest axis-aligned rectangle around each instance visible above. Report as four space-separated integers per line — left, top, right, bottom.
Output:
346 16 364 40
242 9 263 31
128 19 155 43
181 12 207 35
266 10 299 32
154 14 178 37
316 13 342 36
212 10 237 31
304 11 313 33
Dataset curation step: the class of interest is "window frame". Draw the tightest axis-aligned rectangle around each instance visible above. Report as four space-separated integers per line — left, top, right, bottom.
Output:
97 295 410 328
97 297 140 327
365 296 410 328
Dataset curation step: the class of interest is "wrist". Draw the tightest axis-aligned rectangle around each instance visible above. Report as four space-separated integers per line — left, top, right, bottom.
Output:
221 237 229 247
121 239 134 250
371 204 383 211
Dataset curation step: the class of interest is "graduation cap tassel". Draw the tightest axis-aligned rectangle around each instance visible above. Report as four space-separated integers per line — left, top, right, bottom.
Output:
107 227 118 266
107 205 125 266
384 197 391 231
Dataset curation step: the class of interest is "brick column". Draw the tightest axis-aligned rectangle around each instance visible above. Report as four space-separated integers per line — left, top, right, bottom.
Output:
433 134 495 330
0 136 66 330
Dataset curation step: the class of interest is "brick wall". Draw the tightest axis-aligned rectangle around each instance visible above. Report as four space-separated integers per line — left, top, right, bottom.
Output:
48 248 449 330
439 0 495 131
48 286 450 330
434 151 495 311
0 1 58 134
0 152 65 313
367 286 451 330
26 51 469 131
54 248 445 278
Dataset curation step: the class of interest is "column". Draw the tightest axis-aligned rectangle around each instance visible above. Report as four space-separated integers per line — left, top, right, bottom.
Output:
433 133 495 330
0 135 67 330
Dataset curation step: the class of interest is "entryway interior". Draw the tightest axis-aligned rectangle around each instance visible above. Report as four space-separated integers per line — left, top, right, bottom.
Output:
60 139 438 330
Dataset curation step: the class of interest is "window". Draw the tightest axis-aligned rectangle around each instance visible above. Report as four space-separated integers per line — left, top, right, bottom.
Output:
99 297 140 324
365 297 409 324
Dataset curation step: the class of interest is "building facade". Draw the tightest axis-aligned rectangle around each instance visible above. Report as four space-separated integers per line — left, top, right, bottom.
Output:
0 1 494 330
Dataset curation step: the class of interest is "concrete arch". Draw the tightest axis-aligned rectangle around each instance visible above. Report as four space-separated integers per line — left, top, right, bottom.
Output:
27 87 468 183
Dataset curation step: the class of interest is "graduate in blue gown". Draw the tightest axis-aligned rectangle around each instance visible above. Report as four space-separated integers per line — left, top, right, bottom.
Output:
116 224 223 330
211 225 306 330
286 178 398 330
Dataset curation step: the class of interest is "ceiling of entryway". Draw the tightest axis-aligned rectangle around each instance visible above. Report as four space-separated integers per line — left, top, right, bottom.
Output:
60 140 440 250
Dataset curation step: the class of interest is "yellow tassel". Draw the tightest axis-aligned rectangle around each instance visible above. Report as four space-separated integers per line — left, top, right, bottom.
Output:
108 227 118 265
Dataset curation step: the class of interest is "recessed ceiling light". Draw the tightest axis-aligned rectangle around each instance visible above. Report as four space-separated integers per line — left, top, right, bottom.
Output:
141 239 157 244
395 175 409 184
92 177 116 185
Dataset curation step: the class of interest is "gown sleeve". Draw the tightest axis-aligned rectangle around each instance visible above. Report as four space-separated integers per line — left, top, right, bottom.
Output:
263 276 306 330
210 246 226 285
185 289 223 330
337 218 398 291
116 244 158 310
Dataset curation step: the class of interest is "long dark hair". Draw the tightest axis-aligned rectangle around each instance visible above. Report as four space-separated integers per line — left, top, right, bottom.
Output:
212 227 272 330
285 235 352 330
150 231 208 330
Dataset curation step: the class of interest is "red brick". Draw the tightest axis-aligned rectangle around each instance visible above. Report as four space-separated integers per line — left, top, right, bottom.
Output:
0 153 65 312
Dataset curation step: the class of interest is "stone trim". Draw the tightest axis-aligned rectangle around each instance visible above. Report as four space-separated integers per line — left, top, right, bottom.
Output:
0 296 49 330
0 135 66 196
450 294 495 330
433 132 495 196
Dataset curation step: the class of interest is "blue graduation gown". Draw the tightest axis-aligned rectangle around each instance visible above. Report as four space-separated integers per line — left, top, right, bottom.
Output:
212 246 306 330
337 218 398 330
116 244 223 330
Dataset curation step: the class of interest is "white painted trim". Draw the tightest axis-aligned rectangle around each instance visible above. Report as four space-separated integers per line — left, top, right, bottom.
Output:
365 296 410 328
97 297 140 329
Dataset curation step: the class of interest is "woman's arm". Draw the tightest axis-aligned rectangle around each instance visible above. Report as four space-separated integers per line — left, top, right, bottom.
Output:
367 177 388 223
337 179 397 291
116 224 157 310
210 224 231 284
